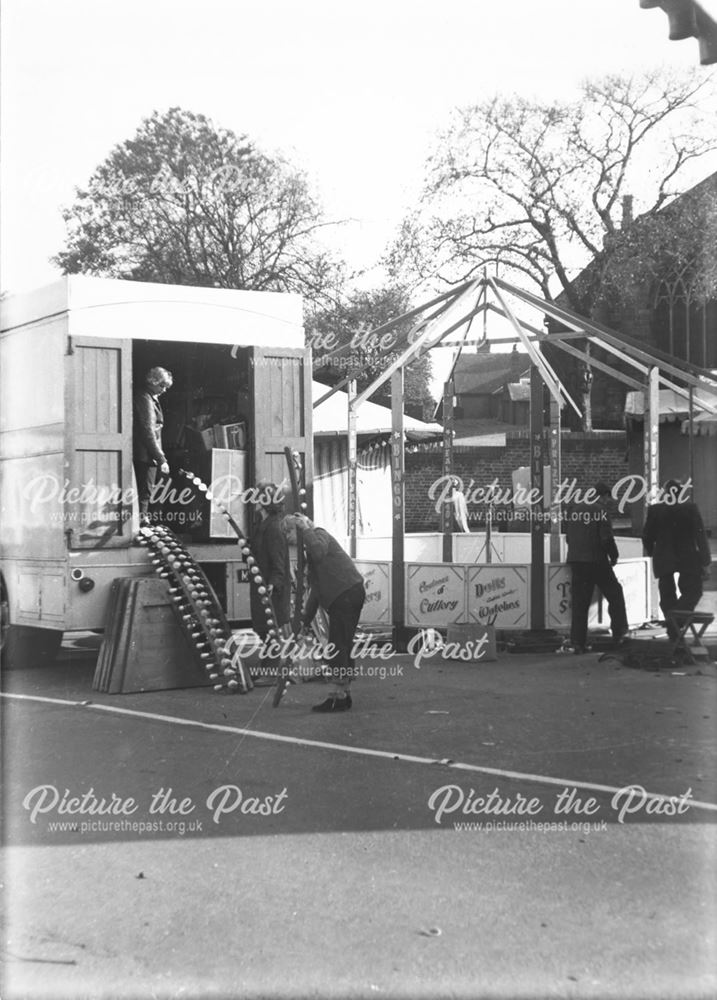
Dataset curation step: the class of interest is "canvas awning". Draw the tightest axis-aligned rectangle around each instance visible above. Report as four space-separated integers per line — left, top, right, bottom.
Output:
312 381 442 441
624 388 715 423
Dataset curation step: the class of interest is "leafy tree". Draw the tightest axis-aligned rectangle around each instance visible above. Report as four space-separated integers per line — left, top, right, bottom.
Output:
54 108 341 302
309 286 435 421
387 69 716 427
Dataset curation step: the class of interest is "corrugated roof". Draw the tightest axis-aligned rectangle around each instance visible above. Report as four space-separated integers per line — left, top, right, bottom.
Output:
453 350 530 394
506 382 531 402
452 418 519 446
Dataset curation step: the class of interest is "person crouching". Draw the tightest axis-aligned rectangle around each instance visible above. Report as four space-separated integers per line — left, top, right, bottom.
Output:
282 514 366 713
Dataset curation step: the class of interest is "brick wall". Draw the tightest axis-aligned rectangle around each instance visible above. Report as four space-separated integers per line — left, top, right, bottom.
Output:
406 431 629 532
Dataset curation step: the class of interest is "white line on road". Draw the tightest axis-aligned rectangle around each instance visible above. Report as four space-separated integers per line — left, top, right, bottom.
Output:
3 690 716 813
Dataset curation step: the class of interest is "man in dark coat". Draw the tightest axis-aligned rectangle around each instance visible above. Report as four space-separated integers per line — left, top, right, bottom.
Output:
283 514 366 713
642 480 711 639
133 366 173 524
249 482 291 640
564 482 629 653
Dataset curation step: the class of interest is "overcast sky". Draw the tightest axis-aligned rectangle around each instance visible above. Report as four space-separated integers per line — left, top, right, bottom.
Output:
1 0 712 303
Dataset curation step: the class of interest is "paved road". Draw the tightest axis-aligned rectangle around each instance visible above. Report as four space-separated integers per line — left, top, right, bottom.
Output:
2 645 716 999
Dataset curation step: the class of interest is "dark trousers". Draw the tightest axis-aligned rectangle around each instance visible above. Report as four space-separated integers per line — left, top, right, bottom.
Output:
252 592 290 641
134 461 158 520
326 582 366 683
658 571 703 638
570 561 628 647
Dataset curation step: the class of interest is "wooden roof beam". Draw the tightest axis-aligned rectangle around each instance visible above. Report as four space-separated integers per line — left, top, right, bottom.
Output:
494 277 717 394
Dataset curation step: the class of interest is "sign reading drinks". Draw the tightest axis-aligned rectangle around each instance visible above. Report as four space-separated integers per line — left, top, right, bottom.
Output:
406 565 465 627
467 566 529 628
355 561 391 625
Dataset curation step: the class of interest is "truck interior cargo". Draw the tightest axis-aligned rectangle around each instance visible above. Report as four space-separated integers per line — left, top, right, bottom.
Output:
132 339 252 541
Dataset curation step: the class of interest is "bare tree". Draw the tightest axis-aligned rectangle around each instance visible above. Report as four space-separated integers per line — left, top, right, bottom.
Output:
387 69 716 315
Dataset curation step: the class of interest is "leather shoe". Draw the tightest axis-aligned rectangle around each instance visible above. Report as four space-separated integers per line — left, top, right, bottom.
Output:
312 693 352 713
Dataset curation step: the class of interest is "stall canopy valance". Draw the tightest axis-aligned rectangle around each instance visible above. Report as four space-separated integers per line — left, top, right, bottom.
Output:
312 380 442 441
681 412 717 436
624 388 716 423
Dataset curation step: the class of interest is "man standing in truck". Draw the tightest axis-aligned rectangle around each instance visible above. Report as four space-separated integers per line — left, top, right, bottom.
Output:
133 366 173 525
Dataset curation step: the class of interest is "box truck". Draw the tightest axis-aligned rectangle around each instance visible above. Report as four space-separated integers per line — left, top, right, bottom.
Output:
0 276 313 667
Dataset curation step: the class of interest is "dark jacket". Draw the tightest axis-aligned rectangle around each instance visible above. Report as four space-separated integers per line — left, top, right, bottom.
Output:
133 390 166 465
249 513 291 629
565 503 619 565
642 501 710 578
301 527 364 624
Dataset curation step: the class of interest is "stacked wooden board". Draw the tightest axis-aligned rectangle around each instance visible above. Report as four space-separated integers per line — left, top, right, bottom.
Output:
93 577 210 693
94 525 252 694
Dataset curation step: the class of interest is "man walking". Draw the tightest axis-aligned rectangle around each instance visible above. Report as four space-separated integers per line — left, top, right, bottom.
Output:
642 480 711 639
564 482 629 653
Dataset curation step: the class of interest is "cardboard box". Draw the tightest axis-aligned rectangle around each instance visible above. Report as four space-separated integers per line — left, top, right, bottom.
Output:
445 623 498 662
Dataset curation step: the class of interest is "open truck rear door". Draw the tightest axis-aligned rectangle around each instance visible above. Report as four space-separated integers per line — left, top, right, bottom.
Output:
250 346 313 499
65 335 134 550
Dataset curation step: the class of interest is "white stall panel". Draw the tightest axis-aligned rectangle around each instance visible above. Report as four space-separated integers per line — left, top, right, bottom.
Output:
406 564 466 627
351 531 639 566
545 564 572 629
453 533 504 563
546 559 652 630
355 536 390 560
502 534 532 563
614 559 652 626
615 537 645 560
501 533 567 562
405 534 443 562
355 561 391 625
467 565 530 629
355 534 444 562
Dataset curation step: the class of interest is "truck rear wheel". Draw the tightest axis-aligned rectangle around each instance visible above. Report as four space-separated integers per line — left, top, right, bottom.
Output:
1 625 63 670
0 582 63 669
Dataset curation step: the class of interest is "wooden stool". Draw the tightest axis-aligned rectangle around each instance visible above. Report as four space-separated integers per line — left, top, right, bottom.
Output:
668 610 715 664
